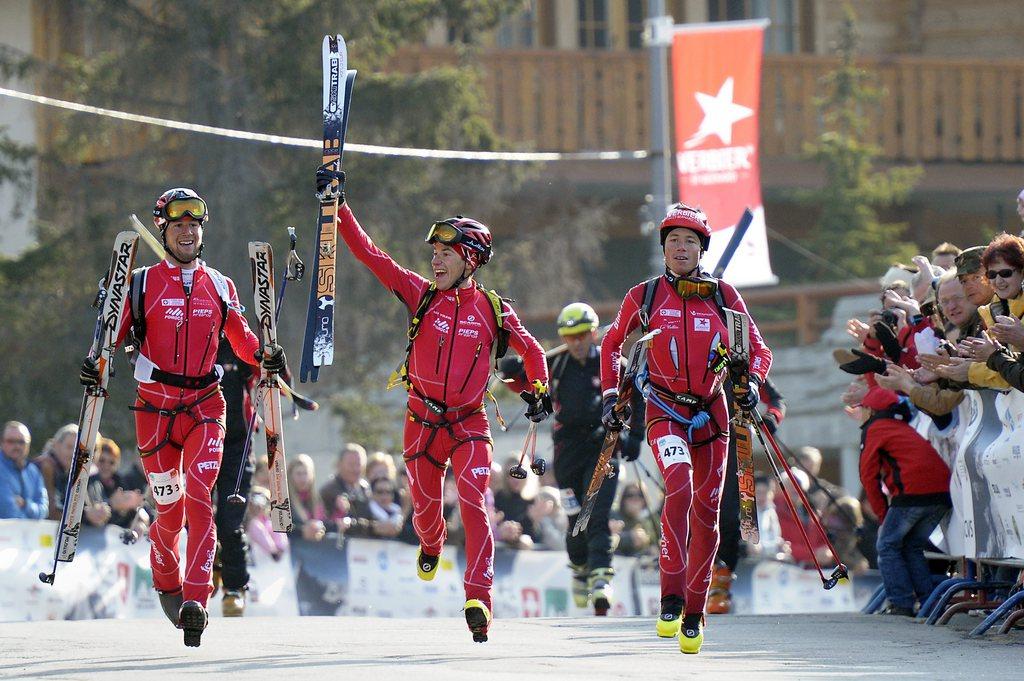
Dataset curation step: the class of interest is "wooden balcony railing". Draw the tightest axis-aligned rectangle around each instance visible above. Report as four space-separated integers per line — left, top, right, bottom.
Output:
389 47 1024 163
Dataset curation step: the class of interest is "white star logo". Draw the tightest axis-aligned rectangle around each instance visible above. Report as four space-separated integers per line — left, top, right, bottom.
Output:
683 77 753 149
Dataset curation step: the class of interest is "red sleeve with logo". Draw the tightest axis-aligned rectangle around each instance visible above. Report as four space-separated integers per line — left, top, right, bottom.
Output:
222 275 261 367
503 302 548 388
600 284 645 394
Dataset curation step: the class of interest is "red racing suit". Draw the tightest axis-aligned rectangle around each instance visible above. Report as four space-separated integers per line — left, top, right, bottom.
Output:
117 260 261 606
337 204 547 612
601 273 771 615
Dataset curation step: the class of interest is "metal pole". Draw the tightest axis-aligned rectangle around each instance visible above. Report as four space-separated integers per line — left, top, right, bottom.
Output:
645 3 674 275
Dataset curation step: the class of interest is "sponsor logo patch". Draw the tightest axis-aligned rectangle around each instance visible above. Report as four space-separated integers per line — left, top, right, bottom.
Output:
694 317 710 332
433 318 450 334
161 298 185 306
193 308 214 318
457 327 480 339
164 308 184 322
471 466 490 477
659 308 682 318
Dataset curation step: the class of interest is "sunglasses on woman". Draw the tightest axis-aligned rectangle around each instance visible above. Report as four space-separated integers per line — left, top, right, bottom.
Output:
986 268 1018 280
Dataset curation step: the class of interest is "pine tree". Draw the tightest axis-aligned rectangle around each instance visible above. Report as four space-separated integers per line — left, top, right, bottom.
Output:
800 4 922 281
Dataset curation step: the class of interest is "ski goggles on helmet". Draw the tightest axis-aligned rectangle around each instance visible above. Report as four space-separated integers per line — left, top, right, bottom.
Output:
162 197 208 223
673 276 718 300
425 220 467 246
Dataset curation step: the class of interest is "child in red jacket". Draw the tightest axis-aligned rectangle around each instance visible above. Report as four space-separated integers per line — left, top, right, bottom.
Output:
859 387 951 616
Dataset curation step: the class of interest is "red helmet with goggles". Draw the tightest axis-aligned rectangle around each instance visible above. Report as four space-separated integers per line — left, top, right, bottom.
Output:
660 202 710 251
153 187 209 230
425 216 493 270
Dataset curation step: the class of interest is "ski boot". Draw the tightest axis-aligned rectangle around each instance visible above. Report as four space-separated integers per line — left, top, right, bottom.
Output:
464 599 492 642
679 613 704 654
157 588 183 628
588 568 614 616
417 548 440 581
707 562 734 615
222 588 246 617
656 594 684 638
570 564 590 609
179 600 209 648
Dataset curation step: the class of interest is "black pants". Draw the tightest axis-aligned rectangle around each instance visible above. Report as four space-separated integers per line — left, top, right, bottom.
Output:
555 427 618 571
214 437 253 591
715 433 741 571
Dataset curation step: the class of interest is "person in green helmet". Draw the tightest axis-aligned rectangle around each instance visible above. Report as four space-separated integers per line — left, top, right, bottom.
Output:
500 302 645 616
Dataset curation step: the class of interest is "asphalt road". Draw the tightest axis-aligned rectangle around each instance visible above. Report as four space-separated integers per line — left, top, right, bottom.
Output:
1 612 1020 680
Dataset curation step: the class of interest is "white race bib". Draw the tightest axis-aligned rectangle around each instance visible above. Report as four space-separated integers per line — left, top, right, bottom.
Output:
148 469 183 505
559 488 581 514
656 435 691 468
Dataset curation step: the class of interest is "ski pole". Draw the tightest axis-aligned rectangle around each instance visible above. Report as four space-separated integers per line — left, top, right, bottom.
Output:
226 401 262 506
767 428 860 528
750 412 848 590
507 420 546 479
631 456 666 495
629 460 662 541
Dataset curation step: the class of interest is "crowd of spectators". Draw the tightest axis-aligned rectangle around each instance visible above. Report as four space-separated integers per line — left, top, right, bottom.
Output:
0 422 149 539
833 228 1024 616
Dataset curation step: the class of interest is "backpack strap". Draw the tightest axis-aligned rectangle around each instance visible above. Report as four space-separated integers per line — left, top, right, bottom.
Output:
712 282 728 323
547 350 571 402
639 276 660 334
126 266 149 355
387 283 438 390
201 266 237 345
479 285 512 362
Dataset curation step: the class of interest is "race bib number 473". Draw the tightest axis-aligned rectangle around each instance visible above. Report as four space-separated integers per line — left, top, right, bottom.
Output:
148 469 183 506
656 435 691 467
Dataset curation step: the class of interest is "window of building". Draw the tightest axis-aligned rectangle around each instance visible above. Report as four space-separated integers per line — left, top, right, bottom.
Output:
707 0 805 53
627 0 648 49
496 1 538 48
578 0 610 49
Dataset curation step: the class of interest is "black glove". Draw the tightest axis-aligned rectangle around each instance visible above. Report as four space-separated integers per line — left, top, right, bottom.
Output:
872 320 902 363
79 356 101 387
619 431 643 461
498 355 526 382
315 163 346 204
761 411 779 435
839 348 887 376
521 387 553 423
602 394 630 432
257 344 287 375
733 378 760 412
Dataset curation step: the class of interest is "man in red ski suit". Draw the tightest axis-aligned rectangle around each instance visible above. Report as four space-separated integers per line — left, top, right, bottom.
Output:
319 168 549 642
80 188 285 648
600 203 771 654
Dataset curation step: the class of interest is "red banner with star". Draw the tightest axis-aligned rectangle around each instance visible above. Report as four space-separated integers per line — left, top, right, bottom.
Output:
671 21 776 286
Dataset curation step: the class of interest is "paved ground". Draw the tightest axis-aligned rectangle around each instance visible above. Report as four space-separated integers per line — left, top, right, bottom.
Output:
0 612 1019 680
